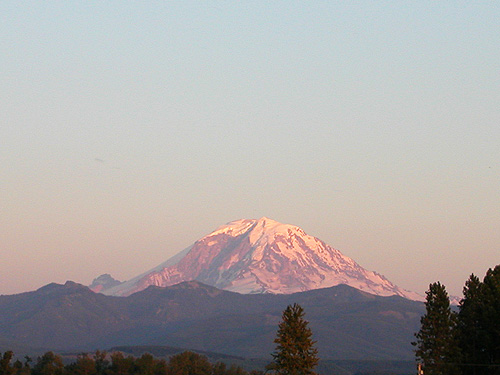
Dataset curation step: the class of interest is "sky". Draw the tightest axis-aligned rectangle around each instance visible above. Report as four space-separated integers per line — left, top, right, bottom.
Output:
1 2 499 297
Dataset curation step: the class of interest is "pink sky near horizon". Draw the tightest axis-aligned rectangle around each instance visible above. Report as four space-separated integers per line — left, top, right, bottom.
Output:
1 2 499 297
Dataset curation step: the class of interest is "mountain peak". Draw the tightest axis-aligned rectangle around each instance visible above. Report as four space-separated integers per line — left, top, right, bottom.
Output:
256 216 279 226
90 274 123 293
37 281 90 295
208 217 304 243
98 218 422 300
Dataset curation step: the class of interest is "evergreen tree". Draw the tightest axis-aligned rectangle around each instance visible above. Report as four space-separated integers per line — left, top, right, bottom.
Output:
66 354 95 375
108 352 134 375
134 353 156 375
12 359 28 375
212 362 227 375
18 357 32 375
32 352 64 375
92 351 108 375
269 303 319 375
167 351 211 375
152 358 167 375
458 274 487 375
480 266 500 374
413 282 460 375
0 351 15 375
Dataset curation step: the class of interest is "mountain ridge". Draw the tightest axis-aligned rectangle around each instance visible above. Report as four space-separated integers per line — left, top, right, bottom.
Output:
0 280 424 360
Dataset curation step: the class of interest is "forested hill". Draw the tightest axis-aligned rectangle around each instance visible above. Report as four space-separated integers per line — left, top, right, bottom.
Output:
0 281 424 360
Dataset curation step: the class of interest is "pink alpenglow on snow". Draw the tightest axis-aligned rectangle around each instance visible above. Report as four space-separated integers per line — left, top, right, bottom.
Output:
94 217 423 301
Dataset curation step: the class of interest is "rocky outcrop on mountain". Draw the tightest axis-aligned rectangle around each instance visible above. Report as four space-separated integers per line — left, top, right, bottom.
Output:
89 274 123 293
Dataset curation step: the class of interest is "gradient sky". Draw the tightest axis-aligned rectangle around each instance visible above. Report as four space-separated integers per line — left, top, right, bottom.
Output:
1 2 499 297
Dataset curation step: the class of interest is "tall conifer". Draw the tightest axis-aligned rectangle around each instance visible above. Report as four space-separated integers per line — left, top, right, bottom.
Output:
458 274 487 375
269 303 319 375
481 266 500 374
413 282 460 375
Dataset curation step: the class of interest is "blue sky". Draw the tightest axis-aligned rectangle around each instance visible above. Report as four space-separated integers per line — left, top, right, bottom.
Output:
1 2 499 296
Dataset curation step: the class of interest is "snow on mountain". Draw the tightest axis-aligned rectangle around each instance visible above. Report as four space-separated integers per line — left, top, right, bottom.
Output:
101 217 423 300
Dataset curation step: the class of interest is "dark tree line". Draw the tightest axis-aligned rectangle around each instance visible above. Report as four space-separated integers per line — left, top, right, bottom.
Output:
413 265 500 375
0 350 263 375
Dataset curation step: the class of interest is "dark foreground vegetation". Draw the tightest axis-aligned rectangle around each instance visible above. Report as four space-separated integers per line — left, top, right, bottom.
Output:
414 265 500 375
0 350 263 375
0 302 419 375
0 303 317 375
0 349 419 375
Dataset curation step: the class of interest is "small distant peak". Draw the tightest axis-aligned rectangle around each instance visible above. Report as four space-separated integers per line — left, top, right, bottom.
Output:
36 281 88 294
64 281 92 292
91 274 121 284
89 274 123 293
36 282 62 293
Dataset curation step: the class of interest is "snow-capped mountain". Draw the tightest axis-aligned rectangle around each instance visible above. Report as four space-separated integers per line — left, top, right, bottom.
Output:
97 217 422 300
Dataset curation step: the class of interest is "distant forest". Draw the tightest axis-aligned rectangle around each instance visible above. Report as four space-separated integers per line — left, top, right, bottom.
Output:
0 350 264 375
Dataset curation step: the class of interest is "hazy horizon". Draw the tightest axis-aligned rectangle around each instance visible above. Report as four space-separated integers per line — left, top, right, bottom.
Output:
1 2 499 297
